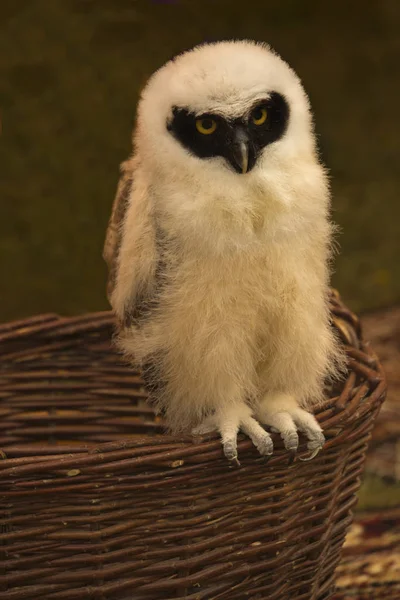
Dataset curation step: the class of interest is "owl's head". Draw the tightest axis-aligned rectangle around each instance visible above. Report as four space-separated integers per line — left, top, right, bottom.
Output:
135 40 317 181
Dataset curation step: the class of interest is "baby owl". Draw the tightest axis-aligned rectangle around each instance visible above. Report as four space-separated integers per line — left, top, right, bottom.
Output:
103 40 343 464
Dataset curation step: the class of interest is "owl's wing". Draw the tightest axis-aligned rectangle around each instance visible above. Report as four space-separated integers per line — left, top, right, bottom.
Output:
103 159 134 305
103 157 160 329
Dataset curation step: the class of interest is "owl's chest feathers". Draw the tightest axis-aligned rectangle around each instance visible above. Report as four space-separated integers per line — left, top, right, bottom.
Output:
153 184 328 352
161 233 313 341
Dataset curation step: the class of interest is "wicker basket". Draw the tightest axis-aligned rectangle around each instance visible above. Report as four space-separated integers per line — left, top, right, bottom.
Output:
0 290 386 600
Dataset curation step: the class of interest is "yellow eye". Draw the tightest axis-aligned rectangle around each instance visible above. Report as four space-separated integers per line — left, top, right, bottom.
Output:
252 106 268 126
195 118 217 135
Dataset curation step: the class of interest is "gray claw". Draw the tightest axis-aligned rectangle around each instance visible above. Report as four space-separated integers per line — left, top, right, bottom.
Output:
282 431 299 453
300 447 322 461
299 432 325 462
223 440 240 465
256 436 274 457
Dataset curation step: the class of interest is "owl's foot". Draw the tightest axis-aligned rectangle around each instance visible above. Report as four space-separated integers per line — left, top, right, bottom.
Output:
256 393 325 461
192 404 273 466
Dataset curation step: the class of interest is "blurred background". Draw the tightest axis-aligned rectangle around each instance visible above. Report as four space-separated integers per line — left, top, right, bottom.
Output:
1 1 399 588
1 0 399 321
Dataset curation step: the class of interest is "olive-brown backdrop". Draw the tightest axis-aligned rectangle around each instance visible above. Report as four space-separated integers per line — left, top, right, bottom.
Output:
1 0 399 321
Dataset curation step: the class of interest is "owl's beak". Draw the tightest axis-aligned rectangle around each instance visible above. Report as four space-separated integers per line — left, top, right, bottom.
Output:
228 128 251 174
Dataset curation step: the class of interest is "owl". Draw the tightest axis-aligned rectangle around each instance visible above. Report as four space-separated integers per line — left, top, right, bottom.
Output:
103 41 344 464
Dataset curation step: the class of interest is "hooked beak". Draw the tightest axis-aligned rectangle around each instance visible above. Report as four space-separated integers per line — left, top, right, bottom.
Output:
228 128 252 174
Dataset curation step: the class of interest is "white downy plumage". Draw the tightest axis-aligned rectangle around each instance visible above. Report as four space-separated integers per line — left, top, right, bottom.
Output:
104 40 345 463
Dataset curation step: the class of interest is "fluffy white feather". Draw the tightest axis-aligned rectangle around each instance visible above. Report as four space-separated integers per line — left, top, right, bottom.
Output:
106 40 345 462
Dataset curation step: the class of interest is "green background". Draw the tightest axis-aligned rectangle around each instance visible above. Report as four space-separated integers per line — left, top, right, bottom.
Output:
1 0 399 321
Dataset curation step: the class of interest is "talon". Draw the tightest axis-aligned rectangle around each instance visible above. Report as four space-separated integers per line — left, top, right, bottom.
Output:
240 415 274 458
300 446 322 461
311 431 325 448
300 433 325 461
197 406 277 463
254 435 273 456
223 440 238 462
288 451 297 465
282 430 299 453
299 431 325 461
257 397 325 462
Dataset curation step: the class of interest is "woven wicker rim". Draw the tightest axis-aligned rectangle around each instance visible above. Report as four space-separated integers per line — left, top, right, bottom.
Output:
0 289 386 472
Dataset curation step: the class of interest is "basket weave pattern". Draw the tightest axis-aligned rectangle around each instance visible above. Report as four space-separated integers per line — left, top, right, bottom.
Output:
0 291 386 600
